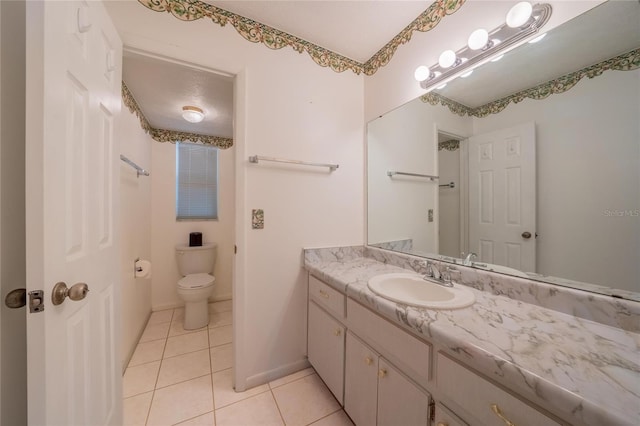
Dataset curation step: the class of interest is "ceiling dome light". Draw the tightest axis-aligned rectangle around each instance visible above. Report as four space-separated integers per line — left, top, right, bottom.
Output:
468 29 489 50
461 70 474 78
182 106 205 123
439 50 457 68
528 33 547 43
491 54 504 62
414 66 431 82
506 2 533 28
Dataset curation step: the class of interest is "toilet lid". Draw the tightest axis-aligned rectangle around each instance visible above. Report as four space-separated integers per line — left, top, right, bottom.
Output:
178 273 215 289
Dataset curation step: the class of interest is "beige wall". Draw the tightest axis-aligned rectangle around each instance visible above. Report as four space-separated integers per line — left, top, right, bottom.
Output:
118 107 153 368
150 141 235 310
105 2 365 389
438 147 461 258
368 99 471 253
0 1 27 423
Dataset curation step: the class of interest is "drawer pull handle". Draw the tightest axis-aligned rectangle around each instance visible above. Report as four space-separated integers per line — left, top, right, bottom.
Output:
436 423 448 426
334 329 342 336
318 290 330 299
365 356 373 366
378 368 387 378
490 404 516 426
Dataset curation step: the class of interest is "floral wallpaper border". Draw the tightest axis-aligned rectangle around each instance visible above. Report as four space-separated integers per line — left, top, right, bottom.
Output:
363 0 466 75
422 48 640 118
122 81 233 149
438 139 460 151
137 0 465 76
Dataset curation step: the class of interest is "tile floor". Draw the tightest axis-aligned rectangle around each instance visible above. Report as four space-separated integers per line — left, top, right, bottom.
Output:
123 301 354 426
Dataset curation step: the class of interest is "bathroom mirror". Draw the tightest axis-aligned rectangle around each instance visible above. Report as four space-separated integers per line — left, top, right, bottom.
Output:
367 1 640 300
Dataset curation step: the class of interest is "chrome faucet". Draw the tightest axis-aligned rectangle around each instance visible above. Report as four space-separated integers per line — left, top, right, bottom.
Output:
423 261 454 287
462 252 477 266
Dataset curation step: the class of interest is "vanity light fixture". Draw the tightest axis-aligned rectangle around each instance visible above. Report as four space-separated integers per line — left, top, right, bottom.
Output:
415 2 552 92
528 32 547 43
182 106 205 123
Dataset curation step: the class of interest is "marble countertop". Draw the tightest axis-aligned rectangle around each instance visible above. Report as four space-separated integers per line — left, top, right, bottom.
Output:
305 256 640 426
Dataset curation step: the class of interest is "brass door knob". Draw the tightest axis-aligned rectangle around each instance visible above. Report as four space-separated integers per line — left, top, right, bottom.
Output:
378 368 387 378
521 231 532 239
5 288 27 308
52 282 90 306
365 356 373 366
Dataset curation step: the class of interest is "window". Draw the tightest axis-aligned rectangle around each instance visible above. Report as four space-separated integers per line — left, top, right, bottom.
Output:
176 142 219 220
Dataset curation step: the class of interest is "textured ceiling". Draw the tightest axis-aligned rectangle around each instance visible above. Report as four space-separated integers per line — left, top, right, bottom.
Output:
123 51 234 138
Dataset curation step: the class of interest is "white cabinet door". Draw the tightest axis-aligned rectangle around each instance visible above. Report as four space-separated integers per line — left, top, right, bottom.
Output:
345 332 379 426
308 301 345 404
25 1 122 425
377 359 430 426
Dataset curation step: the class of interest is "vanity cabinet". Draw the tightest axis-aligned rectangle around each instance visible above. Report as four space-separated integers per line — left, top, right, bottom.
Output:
434 403 468 426
307 300 345 404
345 332 431 426
437 353 562 426
307 273 562 426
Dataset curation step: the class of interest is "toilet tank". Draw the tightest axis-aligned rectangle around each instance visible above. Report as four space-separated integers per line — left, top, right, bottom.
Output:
175 243 217 276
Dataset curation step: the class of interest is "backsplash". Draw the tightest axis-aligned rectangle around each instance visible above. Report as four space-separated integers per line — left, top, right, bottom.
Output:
305 245 640 333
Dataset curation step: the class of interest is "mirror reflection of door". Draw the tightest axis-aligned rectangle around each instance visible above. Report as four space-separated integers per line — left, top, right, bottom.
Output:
468 122 536 273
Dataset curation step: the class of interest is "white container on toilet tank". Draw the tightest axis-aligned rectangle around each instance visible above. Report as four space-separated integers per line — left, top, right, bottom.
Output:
176 243 217 329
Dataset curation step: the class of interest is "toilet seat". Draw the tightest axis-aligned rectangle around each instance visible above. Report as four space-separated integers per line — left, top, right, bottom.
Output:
178 273 215 290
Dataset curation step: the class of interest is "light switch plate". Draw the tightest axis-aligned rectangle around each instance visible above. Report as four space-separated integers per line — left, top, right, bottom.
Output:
252 209 264 229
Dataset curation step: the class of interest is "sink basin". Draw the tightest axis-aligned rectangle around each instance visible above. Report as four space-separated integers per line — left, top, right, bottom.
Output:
367 273 475 309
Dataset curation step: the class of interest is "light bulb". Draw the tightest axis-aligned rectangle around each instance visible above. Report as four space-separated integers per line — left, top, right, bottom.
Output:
439 50 457 68
528 33 547 44
414 66 431 82
461 70 474 78
182 106 205 123
506 2 533 28
468 29 489 50
491 54 504 62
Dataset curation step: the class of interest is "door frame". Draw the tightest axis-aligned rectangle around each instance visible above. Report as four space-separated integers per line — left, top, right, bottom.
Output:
433 125 469 258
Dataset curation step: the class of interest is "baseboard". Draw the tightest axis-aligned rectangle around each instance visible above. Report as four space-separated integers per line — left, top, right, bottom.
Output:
152 298 232 312
122 310 152 374
240 358 311 391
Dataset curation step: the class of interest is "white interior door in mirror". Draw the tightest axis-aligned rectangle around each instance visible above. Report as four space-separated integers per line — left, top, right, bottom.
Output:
468 123 536 273
25 1 123 424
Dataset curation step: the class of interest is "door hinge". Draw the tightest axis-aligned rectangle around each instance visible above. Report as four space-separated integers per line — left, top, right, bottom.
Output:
28 290 45 313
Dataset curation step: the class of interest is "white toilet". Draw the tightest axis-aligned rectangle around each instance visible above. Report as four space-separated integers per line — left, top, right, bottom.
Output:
175 243 217 329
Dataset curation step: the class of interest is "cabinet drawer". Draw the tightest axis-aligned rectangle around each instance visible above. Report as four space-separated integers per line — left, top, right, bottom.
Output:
347 299 431 389
309 275 345 320
437 353 561 426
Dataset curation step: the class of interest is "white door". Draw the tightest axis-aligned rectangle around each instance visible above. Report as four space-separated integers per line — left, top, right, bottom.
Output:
25 1 123 425
468 123 536 272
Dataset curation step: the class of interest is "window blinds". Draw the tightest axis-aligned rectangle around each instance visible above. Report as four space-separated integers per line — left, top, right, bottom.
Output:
176 142 218 220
